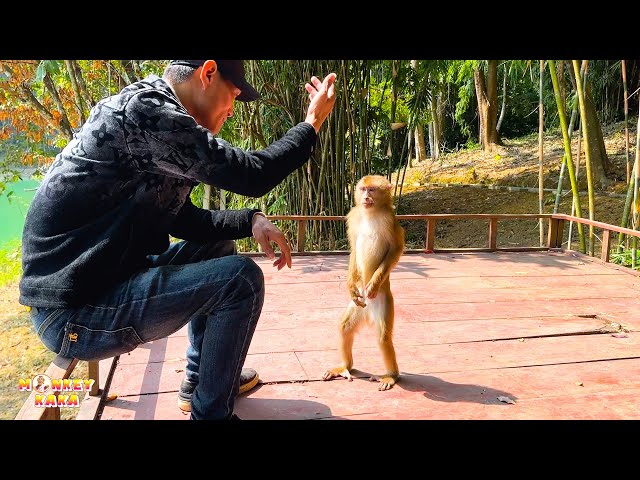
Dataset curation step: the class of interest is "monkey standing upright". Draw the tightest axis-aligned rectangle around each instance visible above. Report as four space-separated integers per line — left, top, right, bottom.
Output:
322 175 405 390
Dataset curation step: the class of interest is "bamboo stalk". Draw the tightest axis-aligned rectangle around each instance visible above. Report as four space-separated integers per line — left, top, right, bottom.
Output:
572 60 595 256
633 97 640 269
622 60 631 184
538 60 545 246
548 60 585 253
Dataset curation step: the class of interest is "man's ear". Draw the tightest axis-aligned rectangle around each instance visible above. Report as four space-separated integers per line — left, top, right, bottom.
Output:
199 60 218 86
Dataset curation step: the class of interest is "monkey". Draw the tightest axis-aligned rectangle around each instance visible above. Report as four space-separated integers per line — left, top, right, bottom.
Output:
322 175 405 391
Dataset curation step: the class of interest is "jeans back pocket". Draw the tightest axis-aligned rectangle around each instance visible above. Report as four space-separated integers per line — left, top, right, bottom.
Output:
59 322 143 361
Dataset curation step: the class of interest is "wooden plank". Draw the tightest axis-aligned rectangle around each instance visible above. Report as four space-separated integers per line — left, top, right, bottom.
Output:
234 358 640 420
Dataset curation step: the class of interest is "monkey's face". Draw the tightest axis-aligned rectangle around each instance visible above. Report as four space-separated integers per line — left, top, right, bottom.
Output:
355 175 392 209
358 185 378 208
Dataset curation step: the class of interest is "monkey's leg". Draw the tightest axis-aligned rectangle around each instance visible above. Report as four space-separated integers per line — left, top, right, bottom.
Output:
372 293 399 391
322 302 364 382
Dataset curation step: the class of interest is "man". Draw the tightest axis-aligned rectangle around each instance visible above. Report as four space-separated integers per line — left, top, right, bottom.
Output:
20 59 337 420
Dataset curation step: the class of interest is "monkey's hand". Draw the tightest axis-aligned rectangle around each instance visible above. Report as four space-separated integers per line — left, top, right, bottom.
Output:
365 279 381 299
350 287 366 307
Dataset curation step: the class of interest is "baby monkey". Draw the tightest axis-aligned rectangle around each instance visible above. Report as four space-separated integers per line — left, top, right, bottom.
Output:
323 175 405 390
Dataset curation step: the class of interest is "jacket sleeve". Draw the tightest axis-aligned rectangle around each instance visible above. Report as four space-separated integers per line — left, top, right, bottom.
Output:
123 89 317 198
170 195 261 241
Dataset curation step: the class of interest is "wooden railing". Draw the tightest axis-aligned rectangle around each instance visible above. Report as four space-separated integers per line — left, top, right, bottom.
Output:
266 214 640 265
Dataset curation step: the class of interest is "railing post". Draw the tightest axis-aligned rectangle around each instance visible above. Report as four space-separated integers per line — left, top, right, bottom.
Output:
426 218 436 252
601 229 611 262
297 219 306 253
547 217 565 249
489 218 498 250
88 360 100 396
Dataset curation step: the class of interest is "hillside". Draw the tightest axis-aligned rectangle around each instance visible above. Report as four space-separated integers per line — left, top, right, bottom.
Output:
393 120 635 250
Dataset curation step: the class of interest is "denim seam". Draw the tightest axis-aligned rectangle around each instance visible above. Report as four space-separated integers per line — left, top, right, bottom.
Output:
36 308 65 337
223 271 262 416
67 323 144 345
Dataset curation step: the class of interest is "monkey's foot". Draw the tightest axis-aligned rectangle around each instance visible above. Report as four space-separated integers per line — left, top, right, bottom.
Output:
322 367 353 382
378 375 398 391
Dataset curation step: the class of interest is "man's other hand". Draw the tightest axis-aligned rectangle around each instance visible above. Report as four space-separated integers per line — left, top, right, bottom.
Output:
304 72 337 133
251 213 292 270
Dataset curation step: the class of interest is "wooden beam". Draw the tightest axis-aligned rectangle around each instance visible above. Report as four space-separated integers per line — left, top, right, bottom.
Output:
426 218 436 252
601 229 611 262
489 218 498 250
296 220 306 253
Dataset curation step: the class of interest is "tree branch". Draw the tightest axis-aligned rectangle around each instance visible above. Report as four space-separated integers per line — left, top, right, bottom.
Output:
19 81 73 139
72 60 95 108
64 60 86 124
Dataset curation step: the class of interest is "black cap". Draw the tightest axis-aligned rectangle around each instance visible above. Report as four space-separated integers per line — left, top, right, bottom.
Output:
169 60 260 102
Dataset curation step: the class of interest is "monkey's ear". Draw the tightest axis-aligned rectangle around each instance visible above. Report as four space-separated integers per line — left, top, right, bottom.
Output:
384 183 393 190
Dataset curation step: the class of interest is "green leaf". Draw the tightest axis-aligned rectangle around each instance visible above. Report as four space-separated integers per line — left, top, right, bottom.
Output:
35 62 46 83
43 60 61 76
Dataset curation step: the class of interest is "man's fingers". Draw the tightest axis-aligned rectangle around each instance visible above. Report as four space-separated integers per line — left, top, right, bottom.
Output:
323 73 337 90
310 76 322 90
261 241 275 260
269 232 292 269
279 239 292 269
305 83 315 95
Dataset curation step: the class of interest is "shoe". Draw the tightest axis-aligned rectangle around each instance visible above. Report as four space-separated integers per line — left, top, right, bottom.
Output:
177 368 260 413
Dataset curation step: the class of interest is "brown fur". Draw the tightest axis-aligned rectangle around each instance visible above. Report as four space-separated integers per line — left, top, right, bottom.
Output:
322 175 405 390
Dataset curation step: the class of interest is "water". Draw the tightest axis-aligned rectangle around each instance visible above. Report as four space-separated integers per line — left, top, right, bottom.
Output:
0 179 39 247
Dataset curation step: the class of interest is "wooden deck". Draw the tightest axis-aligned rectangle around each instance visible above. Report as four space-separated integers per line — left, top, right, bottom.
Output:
97 250 640 420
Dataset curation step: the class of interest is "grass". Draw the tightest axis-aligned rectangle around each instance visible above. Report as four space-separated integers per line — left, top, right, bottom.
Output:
0 239 21 287
0 240 87 419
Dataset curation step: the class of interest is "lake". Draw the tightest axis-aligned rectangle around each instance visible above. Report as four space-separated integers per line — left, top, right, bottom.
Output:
0 179 39 247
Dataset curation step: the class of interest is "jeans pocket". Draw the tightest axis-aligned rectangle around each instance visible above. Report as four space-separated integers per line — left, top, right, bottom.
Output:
59 322 143 361
33 308 67 354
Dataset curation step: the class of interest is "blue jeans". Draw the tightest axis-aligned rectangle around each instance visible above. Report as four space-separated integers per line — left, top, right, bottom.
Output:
30 240 265 420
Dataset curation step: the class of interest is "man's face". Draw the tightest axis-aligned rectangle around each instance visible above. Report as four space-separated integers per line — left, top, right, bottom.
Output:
199 74 242 135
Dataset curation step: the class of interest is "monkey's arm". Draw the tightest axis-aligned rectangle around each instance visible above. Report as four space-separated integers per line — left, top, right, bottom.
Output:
347 251 366 307
366 224 405 298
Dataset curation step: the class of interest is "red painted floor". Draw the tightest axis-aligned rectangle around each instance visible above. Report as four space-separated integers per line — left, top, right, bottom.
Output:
99 251 640 420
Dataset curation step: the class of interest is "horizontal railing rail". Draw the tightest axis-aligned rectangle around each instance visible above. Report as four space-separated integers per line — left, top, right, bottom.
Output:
264 214 640 265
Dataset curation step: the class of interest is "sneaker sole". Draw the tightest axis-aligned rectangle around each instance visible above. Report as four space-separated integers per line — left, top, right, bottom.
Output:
238 373 260 395
177 375 260 413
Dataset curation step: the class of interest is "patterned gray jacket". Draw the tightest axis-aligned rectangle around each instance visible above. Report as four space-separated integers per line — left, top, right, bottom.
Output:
20 75 316 308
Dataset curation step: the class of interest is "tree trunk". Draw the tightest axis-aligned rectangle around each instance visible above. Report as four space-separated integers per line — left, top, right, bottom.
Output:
622 60 631 184
584 84 610 186
430 95 441 161
428 122 434 159
414 124 426 163
474 60 500 152
497 62 507 132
